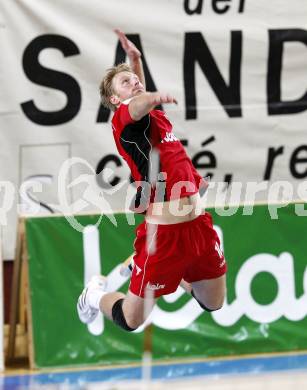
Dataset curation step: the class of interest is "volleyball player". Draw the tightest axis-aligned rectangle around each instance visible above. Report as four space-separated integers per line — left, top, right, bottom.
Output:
77 29 227 331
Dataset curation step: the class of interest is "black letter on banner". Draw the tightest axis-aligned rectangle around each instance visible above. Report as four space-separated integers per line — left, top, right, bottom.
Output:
212 0 231 14
97 34 161 123
96 155 122 188
184 31 242 119
238 0 246 13
290 145 307 179
192 136 217 178
263 146 284 180
184 0 203 15
21 35 81 125
267 29 307 115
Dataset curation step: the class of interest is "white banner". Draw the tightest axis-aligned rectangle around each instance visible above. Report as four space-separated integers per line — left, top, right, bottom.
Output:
1 0 307 258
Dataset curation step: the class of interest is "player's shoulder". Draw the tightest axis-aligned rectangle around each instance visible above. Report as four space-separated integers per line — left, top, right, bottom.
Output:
114 99 135 118
112 99 136 132
112 99 131 120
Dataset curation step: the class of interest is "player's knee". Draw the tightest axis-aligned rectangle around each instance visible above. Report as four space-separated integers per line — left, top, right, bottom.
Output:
197 300 223 312
204 302 223 312
112 299 138 332
191 290 224 312
207 296 225 311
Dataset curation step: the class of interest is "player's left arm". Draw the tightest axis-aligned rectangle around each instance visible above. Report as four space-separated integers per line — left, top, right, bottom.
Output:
128 92 177 121
115 28 146 89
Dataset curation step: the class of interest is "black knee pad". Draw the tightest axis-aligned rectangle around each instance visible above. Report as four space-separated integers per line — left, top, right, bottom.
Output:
191 290 220 312
111 299 136 332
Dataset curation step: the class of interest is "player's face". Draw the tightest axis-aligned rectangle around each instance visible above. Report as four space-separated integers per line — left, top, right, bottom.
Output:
111 71 145 104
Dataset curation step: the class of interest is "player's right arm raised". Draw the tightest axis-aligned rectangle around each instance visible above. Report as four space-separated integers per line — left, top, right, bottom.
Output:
128 92 178 121
114 28 146 89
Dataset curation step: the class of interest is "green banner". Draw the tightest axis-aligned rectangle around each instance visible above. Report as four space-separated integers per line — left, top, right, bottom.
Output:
25 204 307 368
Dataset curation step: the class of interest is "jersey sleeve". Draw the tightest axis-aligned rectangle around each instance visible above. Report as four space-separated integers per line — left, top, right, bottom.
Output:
113 101 135 129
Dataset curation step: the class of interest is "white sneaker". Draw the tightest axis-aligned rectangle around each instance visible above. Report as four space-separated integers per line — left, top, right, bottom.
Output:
77 275 107 324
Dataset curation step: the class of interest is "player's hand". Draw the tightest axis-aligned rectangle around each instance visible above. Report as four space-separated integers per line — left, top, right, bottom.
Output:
114 28 141 60
152 93 178 105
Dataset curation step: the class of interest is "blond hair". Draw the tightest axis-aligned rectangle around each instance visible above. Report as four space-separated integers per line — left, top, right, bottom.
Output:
99 63 133 111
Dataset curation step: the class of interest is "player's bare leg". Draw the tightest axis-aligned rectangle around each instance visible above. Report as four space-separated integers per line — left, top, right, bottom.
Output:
191 275 226 311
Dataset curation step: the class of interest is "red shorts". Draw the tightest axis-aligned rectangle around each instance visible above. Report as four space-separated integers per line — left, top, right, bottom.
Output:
129 212 227 298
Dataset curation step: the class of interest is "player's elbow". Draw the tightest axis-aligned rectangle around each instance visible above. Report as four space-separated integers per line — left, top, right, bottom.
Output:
129 109 144 122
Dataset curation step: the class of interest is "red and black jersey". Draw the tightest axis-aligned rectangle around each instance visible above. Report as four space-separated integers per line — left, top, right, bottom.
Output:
112 101 204 209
